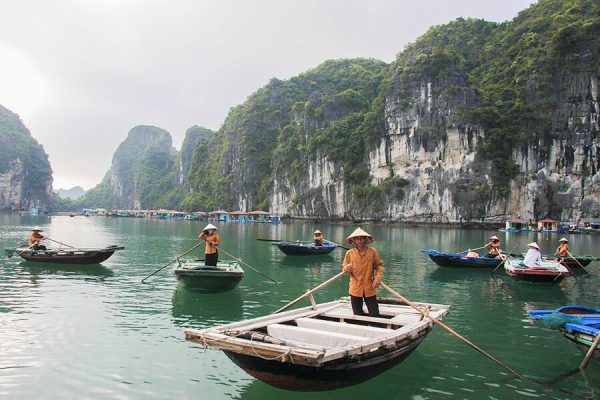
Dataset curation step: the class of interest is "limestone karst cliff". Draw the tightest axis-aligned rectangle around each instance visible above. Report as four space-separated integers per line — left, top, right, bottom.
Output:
0 104 53 210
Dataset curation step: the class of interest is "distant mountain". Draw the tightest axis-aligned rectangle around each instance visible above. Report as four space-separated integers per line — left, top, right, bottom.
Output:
55 186 85 200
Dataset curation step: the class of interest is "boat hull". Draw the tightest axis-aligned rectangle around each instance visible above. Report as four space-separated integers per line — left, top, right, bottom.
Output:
174 261 244 292
420 250 502 268
225 329 429 391
505 259 569 284
276 242 336 256
7 246 123 264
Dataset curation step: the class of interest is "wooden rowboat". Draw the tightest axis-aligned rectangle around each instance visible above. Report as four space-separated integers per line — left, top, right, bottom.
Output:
185 297 449 391
420 249 506 268
504 258 570 283
4 245 124 264
529 306 600 356
173 260 244 292
275 241 337 256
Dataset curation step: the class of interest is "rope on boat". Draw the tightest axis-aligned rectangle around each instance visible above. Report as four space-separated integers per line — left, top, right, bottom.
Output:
248 332 295 363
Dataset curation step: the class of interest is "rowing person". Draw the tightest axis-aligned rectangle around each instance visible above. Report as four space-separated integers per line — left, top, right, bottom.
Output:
484 236 502 258
313 230 324 246
342 227 383 318
28 226 47 250
198 223 220 266
555 238 569 257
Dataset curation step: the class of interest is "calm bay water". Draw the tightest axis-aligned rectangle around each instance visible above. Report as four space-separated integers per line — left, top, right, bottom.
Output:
1 213 599 399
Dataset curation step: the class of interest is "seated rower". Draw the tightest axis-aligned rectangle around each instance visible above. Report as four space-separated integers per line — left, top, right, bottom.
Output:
28 226 47 250
484 236 502 258
313 230 324 246
555 238 569 257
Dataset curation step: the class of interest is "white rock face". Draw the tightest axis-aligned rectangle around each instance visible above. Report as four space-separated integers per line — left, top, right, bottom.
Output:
269 71 600 222
0 159 24 210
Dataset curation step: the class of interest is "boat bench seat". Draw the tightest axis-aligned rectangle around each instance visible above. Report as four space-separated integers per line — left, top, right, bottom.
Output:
267 323 369 348
295 317 392 339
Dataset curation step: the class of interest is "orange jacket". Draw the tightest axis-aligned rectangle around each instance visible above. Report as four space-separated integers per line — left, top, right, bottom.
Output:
199 232 220 255
342 247 383 297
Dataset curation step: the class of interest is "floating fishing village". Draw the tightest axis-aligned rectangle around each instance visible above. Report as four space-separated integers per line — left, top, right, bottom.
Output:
2 0 600 398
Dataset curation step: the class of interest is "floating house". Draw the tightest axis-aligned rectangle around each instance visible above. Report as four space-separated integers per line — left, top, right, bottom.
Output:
228 211 250 222
537 218 560 232
209 210 230 222
504 218 532 232
249 210 271 222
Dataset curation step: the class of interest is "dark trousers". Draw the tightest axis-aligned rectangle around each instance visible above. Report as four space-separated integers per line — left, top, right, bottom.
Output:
33 244 47 250
205 251 218 266
350 295 380 317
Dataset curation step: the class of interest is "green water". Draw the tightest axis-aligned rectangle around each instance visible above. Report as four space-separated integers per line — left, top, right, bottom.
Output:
1 213 599 399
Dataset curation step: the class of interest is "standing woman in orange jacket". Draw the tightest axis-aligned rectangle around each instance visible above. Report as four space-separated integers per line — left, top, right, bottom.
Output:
342 227 383 317
198 223 220 266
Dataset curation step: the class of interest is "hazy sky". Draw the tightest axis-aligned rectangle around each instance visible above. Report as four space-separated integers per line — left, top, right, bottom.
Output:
0 0 534 190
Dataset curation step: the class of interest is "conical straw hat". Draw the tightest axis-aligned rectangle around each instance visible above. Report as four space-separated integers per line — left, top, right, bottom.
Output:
489 235 499 241
32 226 43 231
203 223 218 231
527 242 540 250
559 237 569 243
313 230 322 234
347 227 373 244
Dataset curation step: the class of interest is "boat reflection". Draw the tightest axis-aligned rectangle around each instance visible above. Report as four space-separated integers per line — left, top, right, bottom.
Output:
171 284 243 328
20 261 114 282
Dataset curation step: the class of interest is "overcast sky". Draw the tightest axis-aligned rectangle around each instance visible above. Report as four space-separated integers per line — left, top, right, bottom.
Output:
0 0 534 190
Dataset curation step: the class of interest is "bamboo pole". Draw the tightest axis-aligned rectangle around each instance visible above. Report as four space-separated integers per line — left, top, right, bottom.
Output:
490 243 520 276
141 241 203 283
273 271 345 314
379 282 526 379
46 237 76 249
580 332 600 370
457 245 486 254
217 247 279 284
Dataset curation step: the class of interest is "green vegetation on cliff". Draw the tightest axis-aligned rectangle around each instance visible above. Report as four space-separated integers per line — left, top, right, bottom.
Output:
0 105 52 208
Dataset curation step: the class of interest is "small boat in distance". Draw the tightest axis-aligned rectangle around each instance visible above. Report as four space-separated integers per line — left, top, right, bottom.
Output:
420 250 508 268
5 245 124 264
185 297 449 391
504 258 570 283
529 306 600 356
173 260 244 292
275 241 337 255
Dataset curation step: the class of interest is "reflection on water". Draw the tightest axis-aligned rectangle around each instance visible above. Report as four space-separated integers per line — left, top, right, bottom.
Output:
171 284 244 328
20 262 114 281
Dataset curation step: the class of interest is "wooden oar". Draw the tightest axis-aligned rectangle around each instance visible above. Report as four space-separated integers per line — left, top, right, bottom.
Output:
380 282 577 396
141 241 204 283
217 247 279 284
46 237 76 249
457 245 486 254
256 238 282 242
325 240 351 250
551 249 578 282
580 332 600 370
490 243 520 276
565 250 587 271
273 271 345 314
14 243 35 257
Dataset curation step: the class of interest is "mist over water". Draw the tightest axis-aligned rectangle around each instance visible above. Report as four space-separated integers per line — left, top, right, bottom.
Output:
1 213 599 399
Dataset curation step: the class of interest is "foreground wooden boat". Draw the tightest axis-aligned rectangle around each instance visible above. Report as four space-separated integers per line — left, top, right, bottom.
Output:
420 249 506 268
5 245 124 264
185 297 449 391
173 260 244 292
504 258 570 283
530 306 600 356
275 241 337 256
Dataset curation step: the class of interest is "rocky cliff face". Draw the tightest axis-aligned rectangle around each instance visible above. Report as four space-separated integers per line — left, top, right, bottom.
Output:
269 2 600 222
83 125 177 209
0 104 53 210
